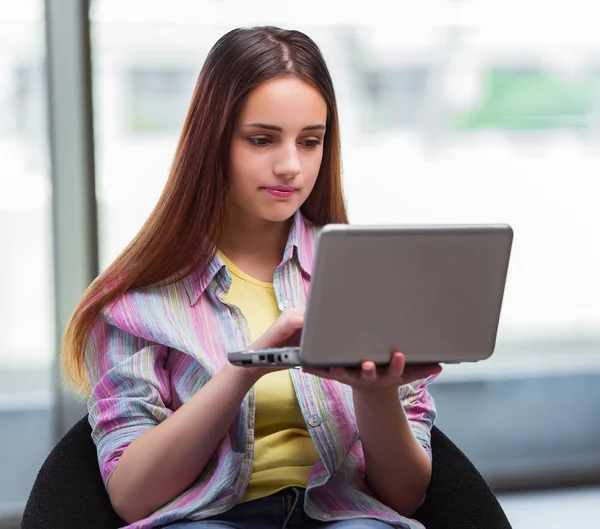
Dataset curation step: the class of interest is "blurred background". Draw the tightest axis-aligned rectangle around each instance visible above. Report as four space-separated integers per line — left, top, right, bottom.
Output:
1 0 599 527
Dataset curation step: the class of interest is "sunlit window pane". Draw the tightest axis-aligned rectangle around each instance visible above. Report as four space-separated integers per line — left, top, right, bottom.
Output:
92 0 600 380
0 0 54 515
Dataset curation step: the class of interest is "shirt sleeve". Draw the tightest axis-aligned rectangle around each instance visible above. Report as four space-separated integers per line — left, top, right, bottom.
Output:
85 315 172 485
398 374 439 459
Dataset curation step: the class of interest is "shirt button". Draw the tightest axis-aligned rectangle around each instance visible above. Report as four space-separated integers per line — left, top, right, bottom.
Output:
307 415 321 427
279 299 292 311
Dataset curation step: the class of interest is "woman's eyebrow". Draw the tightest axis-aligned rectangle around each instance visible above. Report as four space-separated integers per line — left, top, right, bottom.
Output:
244 123 327 132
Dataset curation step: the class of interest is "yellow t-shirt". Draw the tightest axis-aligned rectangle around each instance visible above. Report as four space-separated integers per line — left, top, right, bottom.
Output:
218 252 318 502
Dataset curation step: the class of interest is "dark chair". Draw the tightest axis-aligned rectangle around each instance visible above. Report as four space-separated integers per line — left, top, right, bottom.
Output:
22 416 512 529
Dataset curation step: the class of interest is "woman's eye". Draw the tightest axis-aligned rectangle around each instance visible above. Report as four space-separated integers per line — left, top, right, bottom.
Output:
248 137 271 147
301 139 322 149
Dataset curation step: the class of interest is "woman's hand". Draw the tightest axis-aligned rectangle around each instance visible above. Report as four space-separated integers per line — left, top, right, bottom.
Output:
302 352 442 393
252 307 305 350
232 307 305 381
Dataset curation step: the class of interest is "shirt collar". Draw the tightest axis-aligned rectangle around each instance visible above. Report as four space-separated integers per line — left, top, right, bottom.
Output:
183 210 316 306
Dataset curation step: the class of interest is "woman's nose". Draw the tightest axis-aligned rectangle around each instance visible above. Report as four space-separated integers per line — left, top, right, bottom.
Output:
273 144 301 178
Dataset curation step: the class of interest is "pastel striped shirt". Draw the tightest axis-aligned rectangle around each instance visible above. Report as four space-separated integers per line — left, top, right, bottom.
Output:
85 211 438 529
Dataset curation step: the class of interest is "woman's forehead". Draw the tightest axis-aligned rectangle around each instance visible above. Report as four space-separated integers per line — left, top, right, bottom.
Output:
238 77 327 130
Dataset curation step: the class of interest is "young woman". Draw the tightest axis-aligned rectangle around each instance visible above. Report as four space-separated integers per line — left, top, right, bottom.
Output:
62 26 442 529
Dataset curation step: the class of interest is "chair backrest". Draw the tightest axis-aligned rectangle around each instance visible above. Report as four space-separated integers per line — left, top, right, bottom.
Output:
415 427 512 529
22 416 512 529
21 416 124 529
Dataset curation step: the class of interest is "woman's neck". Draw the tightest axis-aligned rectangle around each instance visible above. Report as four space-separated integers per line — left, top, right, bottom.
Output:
218 213 293 282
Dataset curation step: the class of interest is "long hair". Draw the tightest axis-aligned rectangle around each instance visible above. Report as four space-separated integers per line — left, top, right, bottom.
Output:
62 26 348 394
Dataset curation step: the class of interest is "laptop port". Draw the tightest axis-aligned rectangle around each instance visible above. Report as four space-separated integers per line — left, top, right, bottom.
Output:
267 354 275 363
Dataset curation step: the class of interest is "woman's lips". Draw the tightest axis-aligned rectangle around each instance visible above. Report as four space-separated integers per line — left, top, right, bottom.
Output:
262 186 297 199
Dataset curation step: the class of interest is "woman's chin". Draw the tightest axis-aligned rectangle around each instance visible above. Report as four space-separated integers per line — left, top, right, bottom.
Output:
260 204 300 224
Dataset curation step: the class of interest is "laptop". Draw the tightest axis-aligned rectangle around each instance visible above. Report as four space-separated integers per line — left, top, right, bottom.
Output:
227 223 513 368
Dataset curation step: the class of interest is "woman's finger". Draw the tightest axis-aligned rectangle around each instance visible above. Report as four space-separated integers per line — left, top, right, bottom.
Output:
388 352 405 377
403 363 443 383
361 361 377 380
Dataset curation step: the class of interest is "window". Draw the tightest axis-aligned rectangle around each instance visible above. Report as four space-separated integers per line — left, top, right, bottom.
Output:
363 67 431 130
451 67 600 131
0 0 54 519
125 66 196 134
0 63 43 139
90 0 600 490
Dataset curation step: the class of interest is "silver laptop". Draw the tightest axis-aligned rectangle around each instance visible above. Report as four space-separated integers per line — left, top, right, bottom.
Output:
227 223 513 368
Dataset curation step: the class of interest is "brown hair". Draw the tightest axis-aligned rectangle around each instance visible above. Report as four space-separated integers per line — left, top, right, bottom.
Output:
62 26 348 394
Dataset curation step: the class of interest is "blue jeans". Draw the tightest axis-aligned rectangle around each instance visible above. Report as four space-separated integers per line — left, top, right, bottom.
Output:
162 487 399 528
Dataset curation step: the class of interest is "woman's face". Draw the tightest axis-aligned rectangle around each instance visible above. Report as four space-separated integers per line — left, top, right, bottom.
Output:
229 75 328 225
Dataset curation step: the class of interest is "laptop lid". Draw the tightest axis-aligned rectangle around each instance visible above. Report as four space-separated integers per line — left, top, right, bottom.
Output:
298 224 513 366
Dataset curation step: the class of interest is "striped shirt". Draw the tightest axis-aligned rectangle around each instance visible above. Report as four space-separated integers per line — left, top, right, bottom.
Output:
85 211 438 529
